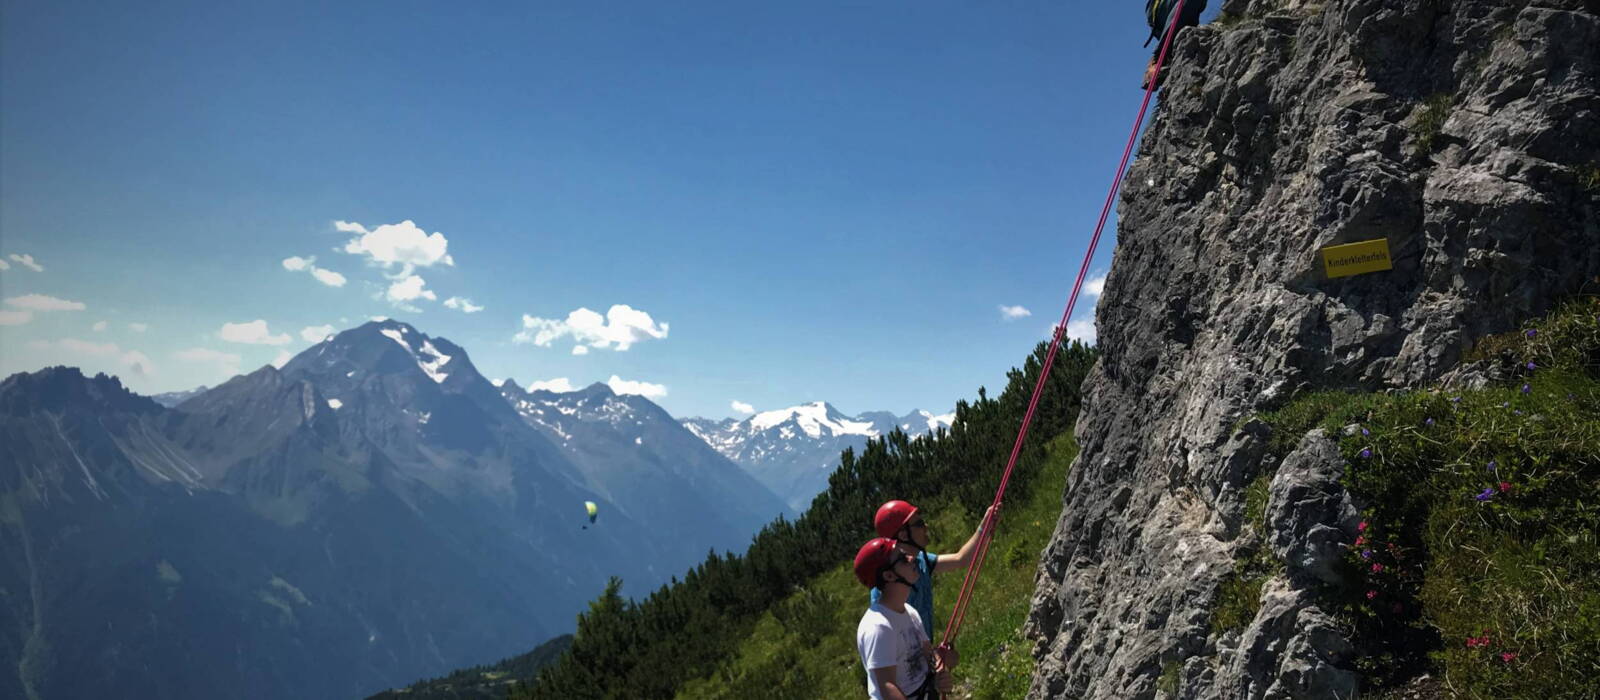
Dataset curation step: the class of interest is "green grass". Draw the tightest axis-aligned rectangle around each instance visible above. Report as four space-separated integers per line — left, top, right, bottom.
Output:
1255 298 1600 696
676 432 1078 699
1210 472 1282 636
1412 92 1455 155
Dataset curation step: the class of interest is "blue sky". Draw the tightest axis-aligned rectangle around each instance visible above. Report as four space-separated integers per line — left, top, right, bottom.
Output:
0 0 1217 420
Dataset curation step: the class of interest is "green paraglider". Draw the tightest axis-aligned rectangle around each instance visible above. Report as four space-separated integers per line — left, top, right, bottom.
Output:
583 500 598 529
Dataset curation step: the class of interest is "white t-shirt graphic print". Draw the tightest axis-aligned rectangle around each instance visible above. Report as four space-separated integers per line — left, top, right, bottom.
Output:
856 602 929 699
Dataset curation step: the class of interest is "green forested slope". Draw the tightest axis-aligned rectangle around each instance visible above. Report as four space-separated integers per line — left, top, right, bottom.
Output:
507 339 1098 699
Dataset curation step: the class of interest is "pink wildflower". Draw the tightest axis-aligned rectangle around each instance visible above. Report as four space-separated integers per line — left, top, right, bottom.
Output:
1371 563 1384 573
1358 521 1368 532
1501 652 1518 662
1366 590 1377 600
1499 481 1512 493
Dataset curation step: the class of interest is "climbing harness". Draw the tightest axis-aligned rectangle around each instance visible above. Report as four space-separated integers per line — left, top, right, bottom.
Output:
938 0 1192 648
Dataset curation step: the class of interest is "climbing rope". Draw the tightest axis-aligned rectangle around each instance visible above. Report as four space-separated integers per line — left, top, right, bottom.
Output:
938 0 1192 648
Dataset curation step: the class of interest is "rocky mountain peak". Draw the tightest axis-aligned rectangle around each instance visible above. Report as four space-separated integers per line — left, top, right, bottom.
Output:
0 365 163 417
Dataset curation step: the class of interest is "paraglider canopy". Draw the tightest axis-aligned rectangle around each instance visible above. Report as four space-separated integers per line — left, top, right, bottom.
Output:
584 500 598 527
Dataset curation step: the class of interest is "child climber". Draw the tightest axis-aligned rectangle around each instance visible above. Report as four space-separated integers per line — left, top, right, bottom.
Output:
1142 0 1209 89
855 537 956 700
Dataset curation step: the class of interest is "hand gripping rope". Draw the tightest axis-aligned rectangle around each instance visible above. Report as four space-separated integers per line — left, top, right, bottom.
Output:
938 0 1190 648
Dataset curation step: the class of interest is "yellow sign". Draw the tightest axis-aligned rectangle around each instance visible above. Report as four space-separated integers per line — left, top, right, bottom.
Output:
1321 238 1393 279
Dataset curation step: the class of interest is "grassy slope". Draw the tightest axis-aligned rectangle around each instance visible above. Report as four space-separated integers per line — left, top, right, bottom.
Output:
1228 299 1600 697
676 431 1077 699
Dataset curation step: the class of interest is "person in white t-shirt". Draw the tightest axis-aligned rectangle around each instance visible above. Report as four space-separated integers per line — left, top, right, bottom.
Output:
854 537 955 699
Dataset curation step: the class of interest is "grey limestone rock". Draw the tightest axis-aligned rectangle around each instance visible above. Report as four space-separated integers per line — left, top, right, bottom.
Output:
1025 0 1599 697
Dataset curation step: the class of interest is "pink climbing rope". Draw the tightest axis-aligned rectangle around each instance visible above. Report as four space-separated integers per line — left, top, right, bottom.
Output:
939 0 1191 647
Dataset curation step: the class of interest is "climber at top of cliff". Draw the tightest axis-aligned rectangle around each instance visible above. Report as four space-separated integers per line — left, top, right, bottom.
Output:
1142 0 1209 89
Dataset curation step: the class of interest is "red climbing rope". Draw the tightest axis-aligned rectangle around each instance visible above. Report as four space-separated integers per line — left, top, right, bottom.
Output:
938 0 1191 648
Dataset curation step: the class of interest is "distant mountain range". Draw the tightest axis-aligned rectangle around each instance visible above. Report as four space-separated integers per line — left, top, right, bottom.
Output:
682 402 953 511
0 320 788 700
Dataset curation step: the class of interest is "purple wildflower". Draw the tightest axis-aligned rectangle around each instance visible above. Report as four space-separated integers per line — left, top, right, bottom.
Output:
1361 549 1373 559
1522 384 1531 394
1514 409 1523 416
1526 329 1537 339
1488 460 1498 472
1451 396 1462 404
1360 448 1372 459
1424 418 1435 426
1361 427 1370 436
1476 487 1495 502
1526 361 1537 371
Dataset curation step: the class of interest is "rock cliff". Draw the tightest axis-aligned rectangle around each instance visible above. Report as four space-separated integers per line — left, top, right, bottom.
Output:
1024 0 1599 697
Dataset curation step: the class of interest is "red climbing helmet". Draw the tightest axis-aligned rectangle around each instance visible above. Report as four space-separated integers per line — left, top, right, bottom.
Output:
854 537 902 588
874 500 920 539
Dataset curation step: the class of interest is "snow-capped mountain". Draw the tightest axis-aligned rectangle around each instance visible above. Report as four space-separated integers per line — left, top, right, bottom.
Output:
149 384 208 407
499 380 793 551
682 402 954 511
0 320 792 700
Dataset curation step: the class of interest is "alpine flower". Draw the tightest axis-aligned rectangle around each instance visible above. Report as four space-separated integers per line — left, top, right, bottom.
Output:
1501 652 1518 662
1526 329 1537 339
1522 384 1531 394
1424 417 1434 426
1476 487 1495 502
1360 448 1372 459
1526 361 1537 371
1370 563 1384 573
1361 549 1372 560
1499 481 1512 493
1366 590 1377 600
1358 521 1368 532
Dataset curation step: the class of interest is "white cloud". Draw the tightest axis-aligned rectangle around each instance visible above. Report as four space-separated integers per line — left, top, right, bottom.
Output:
1064 319 1097 345
370 315 389 322
731 400 755 415
443 296 483 313
386 274 436 305
120 350 154 377
514 304 669 352
999 305 1032 321
129 322 149 333
31 338 154 376
0 258 9 270
219 320 291 345
571 345 589 355
272 350 293 369
5 294 86 311
8 254 43 272
59 338 119 355
283 255 347 288
0 310 32 325
311 268 347 287
607 375 667 399
1084 274 1107 298
176 347 243 377
301 324 336 342
528 377 576 393
93 320 108 332
339 220 454 269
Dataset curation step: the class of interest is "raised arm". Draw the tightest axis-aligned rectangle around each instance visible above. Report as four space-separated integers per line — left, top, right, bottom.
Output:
934 504 996 573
